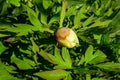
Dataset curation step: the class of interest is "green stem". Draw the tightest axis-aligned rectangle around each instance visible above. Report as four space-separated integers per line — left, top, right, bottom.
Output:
86 74 91 80
45 29 54 34
59 0 66 28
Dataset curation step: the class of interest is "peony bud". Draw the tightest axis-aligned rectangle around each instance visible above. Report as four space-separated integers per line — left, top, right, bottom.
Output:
55 27 79 48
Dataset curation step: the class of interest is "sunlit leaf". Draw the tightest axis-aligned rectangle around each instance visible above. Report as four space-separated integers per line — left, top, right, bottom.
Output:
89 19 112 28
31 38 39 53
39 50 57 64
48 14 60 25
54 47 66 68
27 6 43 31
74 4 87 27
40 13 47 25
34 69 69 80
82 15 94 27
0 42 7 55
43 0 52 9
11 54 33 70
95 62 120 72
10 0 20 7
62 47 72 69
89 50 107 64
6 24 38 36
85 45 94 64
0 61 18 80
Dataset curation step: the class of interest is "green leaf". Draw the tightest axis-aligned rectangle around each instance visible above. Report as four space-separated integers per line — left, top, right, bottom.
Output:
48 14 60 25
92 77 106 80
78 55 85 65
43 0 52 9
10 0 20 7
64 73 72 80
0 61 18 80
23 58 36 67
88 50 107 64
0 33 10 38
93 34 102 44
11 54 33 70
82 15 94 27
0 61 10 75
0 22 11 29
0 42 7 55
39 50 57 64
101 34 110 44
40 13 47 25
62 47 72 69
27 6 43 31
66 6 76 17
74 4 87 27
0 74 18 80
34 69 69 80
85 45 94 64
31 38 39 53
7 24 38 36
95 62 120 72
54 47 66 68
89 19 112 28
105 8 113 17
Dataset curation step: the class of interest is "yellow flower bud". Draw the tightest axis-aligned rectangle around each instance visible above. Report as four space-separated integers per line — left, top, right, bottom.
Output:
55 27 79 48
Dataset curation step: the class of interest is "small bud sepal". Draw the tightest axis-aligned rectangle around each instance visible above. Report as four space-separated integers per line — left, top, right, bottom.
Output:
55 27 79 48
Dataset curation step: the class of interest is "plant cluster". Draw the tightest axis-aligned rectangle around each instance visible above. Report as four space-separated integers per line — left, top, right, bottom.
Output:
0 0 120 80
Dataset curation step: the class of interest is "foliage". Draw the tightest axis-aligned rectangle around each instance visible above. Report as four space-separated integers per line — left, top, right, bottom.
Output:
0 0 120 80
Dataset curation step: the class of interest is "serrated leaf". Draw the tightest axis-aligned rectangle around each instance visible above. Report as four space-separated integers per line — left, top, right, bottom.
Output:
7 24 38 36
34 69 68 80
0 74 19 80
64 73 72 80
85 45 94 64
89 19 112 28
74 4 87 27
27 6 43 31
54 47 66 67
66 6 76 17
62 47 72 69
10 0 20 7
95 62 120 72
23 58 36 67
43 0 52 9
39 50 57 64
78 55 85 65
11 54 32 70
40 13 47 25
0 61 10 74
93 34 102 44
82 15 94 27
48 14 60 25
0 42 7 55
89 50 107 64
0 61 18 80
31 38 39 53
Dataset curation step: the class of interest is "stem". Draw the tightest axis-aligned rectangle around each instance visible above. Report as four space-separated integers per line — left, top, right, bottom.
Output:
45 29 54 34
86 74 91 80
59 0 66 28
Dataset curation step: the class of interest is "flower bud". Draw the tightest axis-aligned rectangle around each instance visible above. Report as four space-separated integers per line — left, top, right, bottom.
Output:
55 27 79 48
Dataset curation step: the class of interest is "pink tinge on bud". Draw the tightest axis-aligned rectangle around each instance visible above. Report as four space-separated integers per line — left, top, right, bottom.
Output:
55 27 79 48
55 27 70 40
